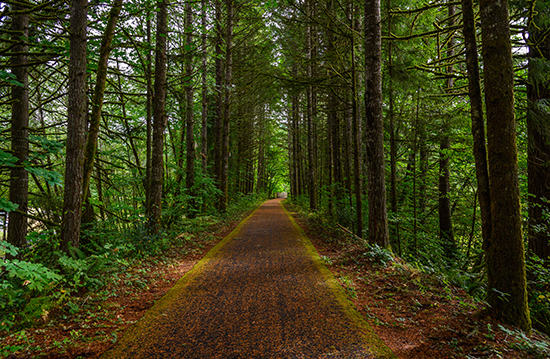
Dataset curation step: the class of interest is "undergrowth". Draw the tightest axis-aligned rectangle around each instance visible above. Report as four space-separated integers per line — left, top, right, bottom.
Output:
0 192 266 357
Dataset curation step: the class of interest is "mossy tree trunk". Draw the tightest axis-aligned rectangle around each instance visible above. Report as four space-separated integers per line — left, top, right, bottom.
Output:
480 0 531 332
365 0 389 247
8 3 29 255
527 2 550 261
61 0 88 253
147 0 168 233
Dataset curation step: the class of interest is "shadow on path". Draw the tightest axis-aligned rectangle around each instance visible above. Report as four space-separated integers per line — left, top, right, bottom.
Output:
102 199 395 358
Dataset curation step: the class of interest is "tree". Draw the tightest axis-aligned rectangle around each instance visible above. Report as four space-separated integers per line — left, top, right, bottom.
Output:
148 0 168 233
185 0 197 218
480 0 531 332
7 2 30 255
365 0 389 247
527 0 550 261
82 0 123 203
60 0 88 253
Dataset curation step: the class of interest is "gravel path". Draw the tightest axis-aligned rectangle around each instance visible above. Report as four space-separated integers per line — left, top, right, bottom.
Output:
102 199 395 358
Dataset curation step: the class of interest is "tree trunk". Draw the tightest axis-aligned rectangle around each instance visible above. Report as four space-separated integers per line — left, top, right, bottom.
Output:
527 5 550 261
219 0 233 212
350 17 363 238
148 0 168 233
439 1 456 259
214 0 223 201
82 0 123 203
480 0 531 332
145 9 153 212
365 0 389 247
61 0 88 253
306 0 317 211
462 0 491 249
200 0 208 174
185 1 197 218
8 4 29 254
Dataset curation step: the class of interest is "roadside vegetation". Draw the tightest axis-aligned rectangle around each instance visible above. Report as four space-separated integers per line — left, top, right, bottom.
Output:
285 199 550 359
0 193 265 358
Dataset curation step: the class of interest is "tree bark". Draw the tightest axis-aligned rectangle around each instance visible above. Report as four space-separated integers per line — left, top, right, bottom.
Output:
61 0 88 253
439 1 456 259
200 0 208 174
148 0 168 233
185 1 197 218
145 9 153 212
527 4 550 261
306 0 317 211
365 0 389 247
462 0 492 250
82 0 123 202
219 0 233 212
480 0 531 332
8 3 29 254
213 0 223 201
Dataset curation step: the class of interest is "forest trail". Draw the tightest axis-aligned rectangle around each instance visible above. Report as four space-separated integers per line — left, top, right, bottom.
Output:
101 198 395 358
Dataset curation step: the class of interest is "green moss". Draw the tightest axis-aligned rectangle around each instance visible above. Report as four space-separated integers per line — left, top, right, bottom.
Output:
281 204 397 359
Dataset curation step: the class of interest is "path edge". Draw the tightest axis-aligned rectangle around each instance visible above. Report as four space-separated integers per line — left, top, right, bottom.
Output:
280 200 397 359
101 202 265 358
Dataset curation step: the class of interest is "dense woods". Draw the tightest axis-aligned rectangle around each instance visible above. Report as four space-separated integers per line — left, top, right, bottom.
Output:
2 0 550 350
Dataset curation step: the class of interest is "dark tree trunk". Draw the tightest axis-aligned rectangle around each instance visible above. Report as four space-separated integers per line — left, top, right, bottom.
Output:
527 6 550 261
219 0 233 212
462 0 491 248
61 0 88 253
365 0 389 247
82 0 123 202
480 0 531 332
439 1 456 259
200 0 208 174
145 9 153 212
8 5 29 254
306 0 317 211
213 0 223 200
185 1 197 218
148 0 168 233
350 22 363 238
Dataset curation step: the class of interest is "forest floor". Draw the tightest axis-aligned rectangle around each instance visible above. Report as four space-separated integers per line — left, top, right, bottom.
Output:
287 203 550 359
2 199 550 358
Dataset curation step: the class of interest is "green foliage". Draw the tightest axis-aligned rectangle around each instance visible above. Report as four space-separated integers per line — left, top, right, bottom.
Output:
526 255 550 335
0 70 23 87
0 241 63 333
0 198 19 212
498 324 550 359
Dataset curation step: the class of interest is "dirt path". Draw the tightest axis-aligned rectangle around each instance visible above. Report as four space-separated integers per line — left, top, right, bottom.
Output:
102 199 394 358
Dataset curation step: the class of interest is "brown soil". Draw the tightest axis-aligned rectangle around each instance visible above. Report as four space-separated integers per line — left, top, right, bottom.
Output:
286 203 548 359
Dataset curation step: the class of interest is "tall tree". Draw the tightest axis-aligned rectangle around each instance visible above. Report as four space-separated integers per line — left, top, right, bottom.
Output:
61 0 88 253
306 0 317 211
185 1 197 218
438 2 456 259
219 0 233 212
148 0 168 232
365 0 389 246
527 2 550 261
82 0 123 202
480 0 531 332
7 2 30 254
462 0 491 254
200 0 208 173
